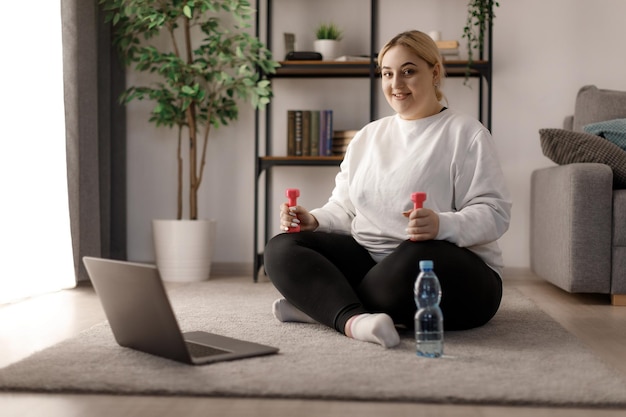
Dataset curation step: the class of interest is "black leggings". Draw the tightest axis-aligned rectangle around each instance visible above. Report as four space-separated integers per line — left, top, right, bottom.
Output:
264 232 502 334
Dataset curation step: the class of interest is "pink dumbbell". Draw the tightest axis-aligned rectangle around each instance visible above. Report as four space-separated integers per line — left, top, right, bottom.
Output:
411 192 427 210
285 188 301 233
410 192 427 241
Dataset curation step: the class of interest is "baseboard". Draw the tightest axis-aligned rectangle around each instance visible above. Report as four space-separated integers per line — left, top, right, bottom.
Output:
502 267 534 280
119 260 257 279
211 262 253 277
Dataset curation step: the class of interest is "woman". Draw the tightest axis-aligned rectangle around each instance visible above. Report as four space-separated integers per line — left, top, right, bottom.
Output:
264 30 511 348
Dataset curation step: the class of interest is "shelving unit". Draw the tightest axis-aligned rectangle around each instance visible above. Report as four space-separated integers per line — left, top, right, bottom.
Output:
253 0 493 281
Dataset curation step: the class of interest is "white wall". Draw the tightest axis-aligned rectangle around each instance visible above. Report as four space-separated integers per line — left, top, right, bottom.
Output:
127 0 626 269
493 0 626 267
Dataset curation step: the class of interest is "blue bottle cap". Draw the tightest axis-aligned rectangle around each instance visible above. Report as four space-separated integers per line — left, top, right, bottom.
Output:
419 260 433 270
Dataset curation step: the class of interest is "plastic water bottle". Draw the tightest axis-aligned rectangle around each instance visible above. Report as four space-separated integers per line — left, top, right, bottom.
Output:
414 260 444 358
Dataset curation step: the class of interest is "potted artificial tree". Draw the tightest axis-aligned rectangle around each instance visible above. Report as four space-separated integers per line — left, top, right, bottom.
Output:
313 22 343 61
101 0 279 281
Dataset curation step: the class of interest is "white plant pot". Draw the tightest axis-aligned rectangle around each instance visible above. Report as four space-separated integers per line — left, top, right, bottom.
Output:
314 39 340 61
152 219 217 282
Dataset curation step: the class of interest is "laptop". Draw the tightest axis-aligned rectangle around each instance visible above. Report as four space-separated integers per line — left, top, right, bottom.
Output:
82 256 279 365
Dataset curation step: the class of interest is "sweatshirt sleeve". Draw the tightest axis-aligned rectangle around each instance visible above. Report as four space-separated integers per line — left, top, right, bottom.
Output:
310 151 356 234
436 129 512 247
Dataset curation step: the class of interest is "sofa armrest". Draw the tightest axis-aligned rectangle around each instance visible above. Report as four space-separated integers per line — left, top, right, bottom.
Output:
530 163 613 293
612 190 626 295
563 115 574 131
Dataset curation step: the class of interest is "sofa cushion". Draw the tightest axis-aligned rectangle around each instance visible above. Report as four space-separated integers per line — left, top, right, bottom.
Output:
573 85 626 132
583 118 626 151
539 128 626 188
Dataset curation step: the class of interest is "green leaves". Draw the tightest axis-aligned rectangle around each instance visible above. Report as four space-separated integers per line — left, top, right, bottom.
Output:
462 0 499 85
463 0 499 55
315 22 343 40
101 0 279 128
181 85 196 95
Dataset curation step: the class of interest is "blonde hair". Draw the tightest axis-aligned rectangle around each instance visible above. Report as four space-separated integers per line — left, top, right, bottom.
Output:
378 30 446 103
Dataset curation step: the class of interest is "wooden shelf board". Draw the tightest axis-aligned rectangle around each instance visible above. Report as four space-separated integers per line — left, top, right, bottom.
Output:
260 156 343 162
258 156 343 169
275 61 373 77
274 60 489 78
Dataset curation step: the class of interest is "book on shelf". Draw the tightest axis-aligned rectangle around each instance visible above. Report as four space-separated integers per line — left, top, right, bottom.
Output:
436 40 460 61
332 130 359 156
334 55 371 62
435 40 459 49
287 110 295 156
285 109 306 157
310 110 320 156
302 110 311 156
440 48 460 55
441 52 461 61
286 109 334 157
320 110 333 157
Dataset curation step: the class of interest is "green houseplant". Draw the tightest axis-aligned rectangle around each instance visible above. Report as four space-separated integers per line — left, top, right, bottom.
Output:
313 22 343 60
315 22 343 41
100 0 279 281
462 0 499 84
101 0 278 220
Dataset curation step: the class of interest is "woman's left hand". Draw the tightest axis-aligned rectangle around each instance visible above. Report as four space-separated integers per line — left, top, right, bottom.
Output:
402 208 439 241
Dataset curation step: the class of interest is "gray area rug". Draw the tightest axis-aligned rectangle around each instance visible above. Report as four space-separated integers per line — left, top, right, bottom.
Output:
2 276 626 407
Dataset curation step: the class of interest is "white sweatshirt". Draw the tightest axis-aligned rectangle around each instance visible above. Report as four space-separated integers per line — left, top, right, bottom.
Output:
310 109 512 275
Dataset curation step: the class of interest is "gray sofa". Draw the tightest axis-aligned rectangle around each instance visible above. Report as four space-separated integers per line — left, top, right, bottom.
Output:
530 85 626 306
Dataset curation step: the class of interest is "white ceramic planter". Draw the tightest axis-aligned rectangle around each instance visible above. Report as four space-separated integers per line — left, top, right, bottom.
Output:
314 39 340 61
152 219 217 282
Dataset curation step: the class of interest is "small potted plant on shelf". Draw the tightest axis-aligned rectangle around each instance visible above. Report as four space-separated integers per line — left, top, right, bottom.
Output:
100 0 279 282
314 22 343 61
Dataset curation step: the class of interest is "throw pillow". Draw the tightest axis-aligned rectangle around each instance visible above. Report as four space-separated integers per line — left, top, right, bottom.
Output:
573 85 626 132
539 128 626 188
583 118 626 151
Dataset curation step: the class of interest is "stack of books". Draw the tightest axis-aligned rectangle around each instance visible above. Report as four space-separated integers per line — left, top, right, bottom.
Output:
334 55 371 62
435 40 460 61
332 130 359 156
287 110 334 157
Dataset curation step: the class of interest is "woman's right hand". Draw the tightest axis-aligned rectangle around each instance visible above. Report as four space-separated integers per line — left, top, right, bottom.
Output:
280 203 319 232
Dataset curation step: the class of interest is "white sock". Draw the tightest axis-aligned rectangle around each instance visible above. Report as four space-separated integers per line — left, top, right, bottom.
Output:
272 298 317 324
348 313 400 348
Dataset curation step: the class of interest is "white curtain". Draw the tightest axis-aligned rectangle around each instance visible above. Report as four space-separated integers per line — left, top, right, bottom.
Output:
0 0 75 303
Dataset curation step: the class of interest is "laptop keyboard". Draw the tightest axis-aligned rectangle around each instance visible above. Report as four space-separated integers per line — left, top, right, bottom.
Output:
186 341 231 358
